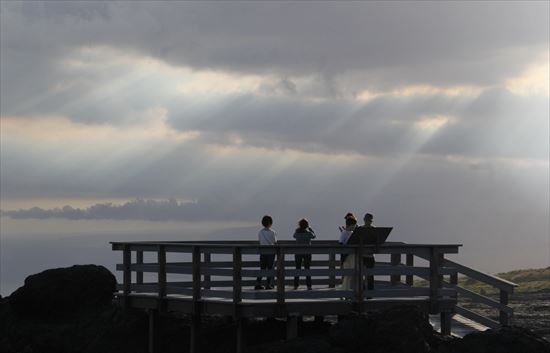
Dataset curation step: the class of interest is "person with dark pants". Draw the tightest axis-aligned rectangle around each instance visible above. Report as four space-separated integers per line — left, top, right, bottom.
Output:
256 215 277 290
362 213 375 291
257 253 276 289
293 218 316 290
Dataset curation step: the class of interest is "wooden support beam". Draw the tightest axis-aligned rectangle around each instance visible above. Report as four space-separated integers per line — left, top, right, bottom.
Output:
136 250 144 285
236 317 247 353
440 311 451 336
148 309 159 353
190 314 201 353
286 314 299 340
314 315 324 324
429 248 443 314
406 253 414 286
500 290 509 326
390 253 401 285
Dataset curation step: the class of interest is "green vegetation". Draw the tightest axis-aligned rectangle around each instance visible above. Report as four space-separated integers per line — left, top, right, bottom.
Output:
458 267 550 296
415 267 549 296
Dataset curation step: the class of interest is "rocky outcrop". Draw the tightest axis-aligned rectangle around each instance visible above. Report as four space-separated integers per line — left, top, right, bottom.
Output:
445 326 550 353
9 264 116 317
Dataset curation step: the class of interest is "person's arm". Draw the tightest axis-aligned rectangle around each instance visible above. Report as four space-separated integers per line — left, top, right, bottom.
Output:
273 230 277 244
339 230 346 244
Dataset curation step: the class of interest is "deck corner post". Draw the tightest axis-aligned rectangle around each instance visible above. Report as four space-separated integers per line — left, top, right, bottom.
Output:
429 248 443 314
499 290 510 326
122 244 131 309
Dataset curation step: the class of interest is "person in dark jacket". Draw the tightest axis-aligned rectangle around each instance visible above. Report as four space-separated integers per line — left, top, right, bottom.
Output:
293 218 316 290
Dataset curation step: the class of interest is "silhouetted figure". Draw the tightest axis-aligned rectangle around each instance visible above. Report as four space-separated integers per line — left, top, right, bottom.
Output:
340 216 358 291
293 218 316 290
255 215 277 290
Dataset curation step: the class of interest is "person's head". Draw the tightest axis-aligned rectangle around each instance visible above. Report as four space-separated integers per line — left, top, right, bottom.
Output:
345 216 357 229
344 212 355 220
298 218 309 231
261 215 273 228
363 213 374 226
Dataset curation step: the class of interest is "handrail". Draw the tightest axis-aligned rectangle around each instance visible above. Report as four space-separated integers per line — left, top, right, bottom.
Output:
414 252 516 327
113 240 464 335
443 259 517 292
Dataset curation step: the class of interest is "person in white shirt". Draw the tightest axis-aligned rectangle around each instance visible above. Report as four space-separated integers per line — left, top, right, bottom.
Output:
339 216 357 292
255 215 277 290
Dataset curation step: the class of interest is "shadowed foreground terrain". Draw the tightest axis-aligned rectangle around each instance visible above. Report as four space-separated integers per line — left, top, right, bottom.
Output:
1 265 548 353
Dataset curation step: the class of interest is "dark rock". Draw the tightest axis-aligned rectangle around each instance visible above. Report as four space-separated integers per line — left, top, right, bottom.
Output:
329 306 448 353
447 326 550 353
249 335 342 353
9 264 116 317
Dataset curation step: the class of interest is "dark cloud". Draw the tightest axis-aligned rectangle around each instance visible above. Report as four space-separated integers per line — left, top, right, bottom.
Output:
1 1 548 118
1 199 217 221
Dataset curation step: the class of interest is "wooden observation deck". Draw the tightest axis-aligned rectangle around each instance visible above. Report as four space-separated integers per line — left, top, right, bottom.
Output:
111 240 517 353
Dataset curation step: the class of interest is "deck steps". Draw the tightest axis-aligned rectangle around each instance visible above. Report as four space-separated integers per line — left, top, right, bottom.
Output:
430 314 489 338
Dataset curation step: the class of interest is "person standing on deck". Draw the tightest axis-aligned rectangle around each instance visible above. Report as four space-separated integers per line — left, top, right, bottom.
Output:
293 218 316 290
255 215 277 290
361 213 376 291
340 216 357 291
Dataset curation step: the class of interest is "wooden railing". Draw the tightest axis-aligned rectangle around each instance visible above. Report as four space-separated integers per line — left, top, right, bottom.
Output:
414 254 517 329
112 241 460 317
111 240 516 351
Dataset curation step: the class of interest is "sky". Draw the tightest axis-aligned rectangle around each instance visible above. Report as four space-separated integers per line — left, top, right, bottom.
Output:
0 1 549 294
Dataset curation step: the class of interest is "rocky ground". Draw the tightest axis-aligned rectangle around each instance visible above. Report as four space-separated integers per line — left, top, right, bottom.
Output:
459 290 550 341
1 265 549 353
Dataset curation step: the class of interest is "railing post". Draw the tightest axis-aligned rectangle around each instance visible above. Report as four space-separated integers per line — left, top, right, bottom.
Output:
329 252 336 288
233 247 242 318
276 246 286 317
355 245 364 312
136 250 144 285
122 244 131 308
391 253 401 285
429 247 443 314
158 245 166 300
190 246 201 353
499 290 509 326
406 253 414 286
203 252 211 289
